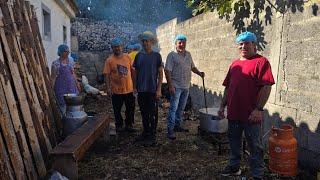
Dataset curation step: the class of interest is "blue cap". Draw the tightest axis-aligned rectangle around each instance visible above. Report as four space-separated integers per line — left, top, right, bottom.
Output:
139 31 156 41
111 37 123 46
133 43 142 51
126 44 134 50
236 32 257 44
57 44 69 56
174 34 187 43
70 52 78 61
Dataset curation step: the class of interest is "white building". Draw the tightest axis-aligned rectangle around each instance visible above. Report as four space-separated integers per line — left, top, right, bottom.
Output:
29 0 78 68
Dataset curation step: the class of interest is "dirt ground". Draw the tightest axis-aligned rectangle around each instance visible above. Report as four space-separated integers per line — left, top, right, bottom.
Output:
78 95 315 180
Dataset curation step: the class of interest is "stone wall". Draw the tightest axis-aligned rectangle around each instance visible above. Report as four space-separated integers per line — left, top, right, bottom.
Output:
156 5 320 170
71 18 156 84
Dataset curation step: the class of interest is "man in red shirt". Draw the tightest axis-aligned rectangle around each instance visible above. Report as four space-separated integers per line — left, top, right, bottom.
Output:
218 32 275 179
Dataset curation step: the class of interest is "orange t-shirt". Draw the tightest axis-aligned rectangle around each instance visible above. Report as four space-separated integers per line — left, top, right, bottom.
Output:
103 54 133 94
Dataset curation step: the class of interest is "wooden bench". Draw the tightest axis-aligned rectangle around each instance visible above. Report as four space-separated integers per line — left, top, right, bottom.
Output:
50 114 111 179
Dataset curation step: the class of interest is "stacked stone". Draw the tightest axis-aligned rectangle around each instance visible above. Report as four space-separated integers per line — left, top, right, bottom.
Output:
71 18 155 51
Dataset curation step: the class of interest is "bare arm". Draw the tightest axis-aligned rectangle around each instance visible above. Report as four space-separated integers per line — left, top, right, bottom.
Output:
217 87 228 118
132 68 137 92
156 66 164 99
191 67 205 77
256 85 272 110
220 87 228 109
164 69 175 94
105 74 112 96
248 85 272 123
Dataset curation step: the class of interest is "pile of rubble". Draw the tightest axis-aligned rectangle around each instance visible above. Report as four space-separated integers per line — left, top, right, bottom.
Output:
72 18 156 51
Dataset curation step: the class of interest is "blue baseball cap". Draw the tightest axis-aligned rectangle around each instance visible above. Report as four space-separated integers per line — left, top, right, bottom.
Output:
236 32 257 44
174 34 187 43
111 37 123 46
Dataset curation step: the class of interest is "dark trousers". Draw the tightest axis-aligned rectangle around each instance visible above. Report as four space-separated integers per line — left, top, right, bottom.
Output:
228 121 264 178
111 93 135 128
137 92 158 137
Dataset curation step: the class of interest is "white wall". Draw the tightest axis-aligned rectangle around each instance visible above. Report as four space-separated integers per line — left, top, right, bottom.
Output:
28 0 76 69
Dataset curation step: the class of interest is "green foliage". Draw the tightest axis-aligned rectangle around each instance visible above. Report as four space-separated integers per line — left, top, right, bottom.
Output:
184 0 310 50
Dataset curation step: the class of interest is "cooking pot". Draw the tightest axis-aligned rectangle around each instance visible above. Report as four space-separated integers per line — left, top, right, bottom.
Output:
199 107 228 133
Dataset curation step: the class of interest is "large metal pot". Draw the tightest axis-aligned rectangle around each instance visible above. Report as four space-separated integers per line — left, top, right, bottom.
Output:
199 107 228 133
63 93 88 136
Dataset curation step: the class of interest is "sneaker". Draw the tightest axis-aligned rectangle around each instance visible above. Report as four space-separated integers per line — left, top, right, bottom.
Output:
174 126 189 132
221 165 241 176
167 131 176 140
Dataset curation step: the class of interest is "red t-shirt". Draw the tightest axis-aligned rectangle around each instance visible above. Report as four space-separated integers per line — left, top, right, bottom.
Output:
222 54 275 122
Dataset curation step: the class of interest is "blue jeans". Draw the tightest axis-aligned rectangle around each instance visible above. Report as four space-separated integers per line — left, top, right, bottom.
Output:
228 121 264 178
167 88 189 131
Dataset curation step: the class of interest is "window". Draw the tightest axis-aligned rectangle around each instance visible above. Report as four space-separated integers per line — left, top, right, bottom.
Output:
63 26 67 44
42 3 51 41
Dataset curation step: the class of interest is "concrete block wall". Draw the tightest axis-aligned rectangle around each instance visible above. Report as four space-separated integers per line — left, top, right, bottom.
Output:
156 4 320 170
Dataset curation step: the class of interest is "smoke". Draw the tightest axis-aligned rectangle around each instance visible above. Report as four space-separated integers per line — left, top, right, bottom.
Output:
75 0 192 25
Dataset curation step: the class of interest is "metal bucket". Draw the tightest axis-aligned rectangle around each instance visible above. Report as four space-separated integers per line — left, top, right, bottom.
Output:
63 93 88 136
199 107 228 133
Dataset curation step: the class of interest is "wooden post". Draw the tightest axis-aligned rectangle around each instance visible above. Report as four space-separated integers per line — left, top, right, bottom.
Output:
0 3 46 177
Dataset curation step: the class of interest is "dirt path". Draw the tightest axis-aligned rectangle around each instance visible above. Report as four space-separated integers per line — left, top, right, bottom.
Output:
78 95 308 180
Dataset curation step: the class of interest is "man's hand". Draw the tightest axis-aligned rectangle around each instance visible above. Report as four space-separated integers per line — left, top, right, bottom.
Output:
218 106 225 119
169 85 175 95
248 109 263 123
199 72 205 78
156 89 162 100
107 88 113 97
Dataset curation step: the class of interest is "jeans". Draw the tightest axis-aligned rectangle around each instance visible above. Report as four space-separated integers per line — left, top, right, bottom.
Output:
111 93 135 128
167 88 189 131
228 121 264 178
137 92 158 137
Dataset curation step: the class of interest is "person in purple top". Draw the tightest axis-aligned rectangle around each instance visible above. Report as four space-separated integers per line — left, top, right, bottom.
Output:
51 44 80 113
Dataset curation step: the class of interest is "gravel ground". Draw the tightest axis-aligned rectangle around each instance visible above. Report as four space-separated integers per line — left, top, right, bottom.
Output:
78 95 315 180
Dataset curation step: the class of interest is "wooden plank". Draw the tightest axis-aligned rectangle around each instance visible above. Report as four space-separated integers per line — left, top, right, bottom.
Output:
27 3 63 140
0 77 26 179
0 3 46 177
0 29 38 179
10 0 53 159
0 129 15 180
3 0 52 158
51 115 111 161
18 0 58 146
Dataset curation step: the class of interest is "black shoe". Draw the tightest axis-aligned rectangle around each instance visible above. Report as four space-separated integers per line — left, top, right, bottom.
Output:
143 136 157 147
125 126 137 133
167 131 176 140
174 126 189 132
221 165 241 176
135 132 148 142
116 126 125 133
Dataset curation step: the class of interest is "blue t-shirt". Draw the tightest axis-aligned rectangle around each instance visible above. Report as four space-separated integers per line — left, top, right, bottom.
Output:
133 51 163 93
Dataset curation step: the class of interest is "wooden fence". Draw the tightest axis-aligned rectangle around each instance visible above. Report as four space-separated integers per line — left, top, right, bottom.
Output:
0 0 62 179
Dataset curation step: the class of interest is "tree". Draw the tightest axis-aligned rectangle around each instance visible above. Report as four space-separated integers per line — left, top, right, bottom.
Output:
184 0 314 50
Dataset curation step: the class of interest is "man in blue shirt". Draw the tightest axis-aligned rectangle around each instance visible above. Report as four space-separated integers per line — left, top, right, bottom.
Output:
133 31 163 146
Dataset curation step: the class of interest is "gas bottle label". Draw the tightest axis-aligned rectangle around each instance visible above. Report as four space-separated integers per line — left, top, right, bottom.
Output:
274 146 296 153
